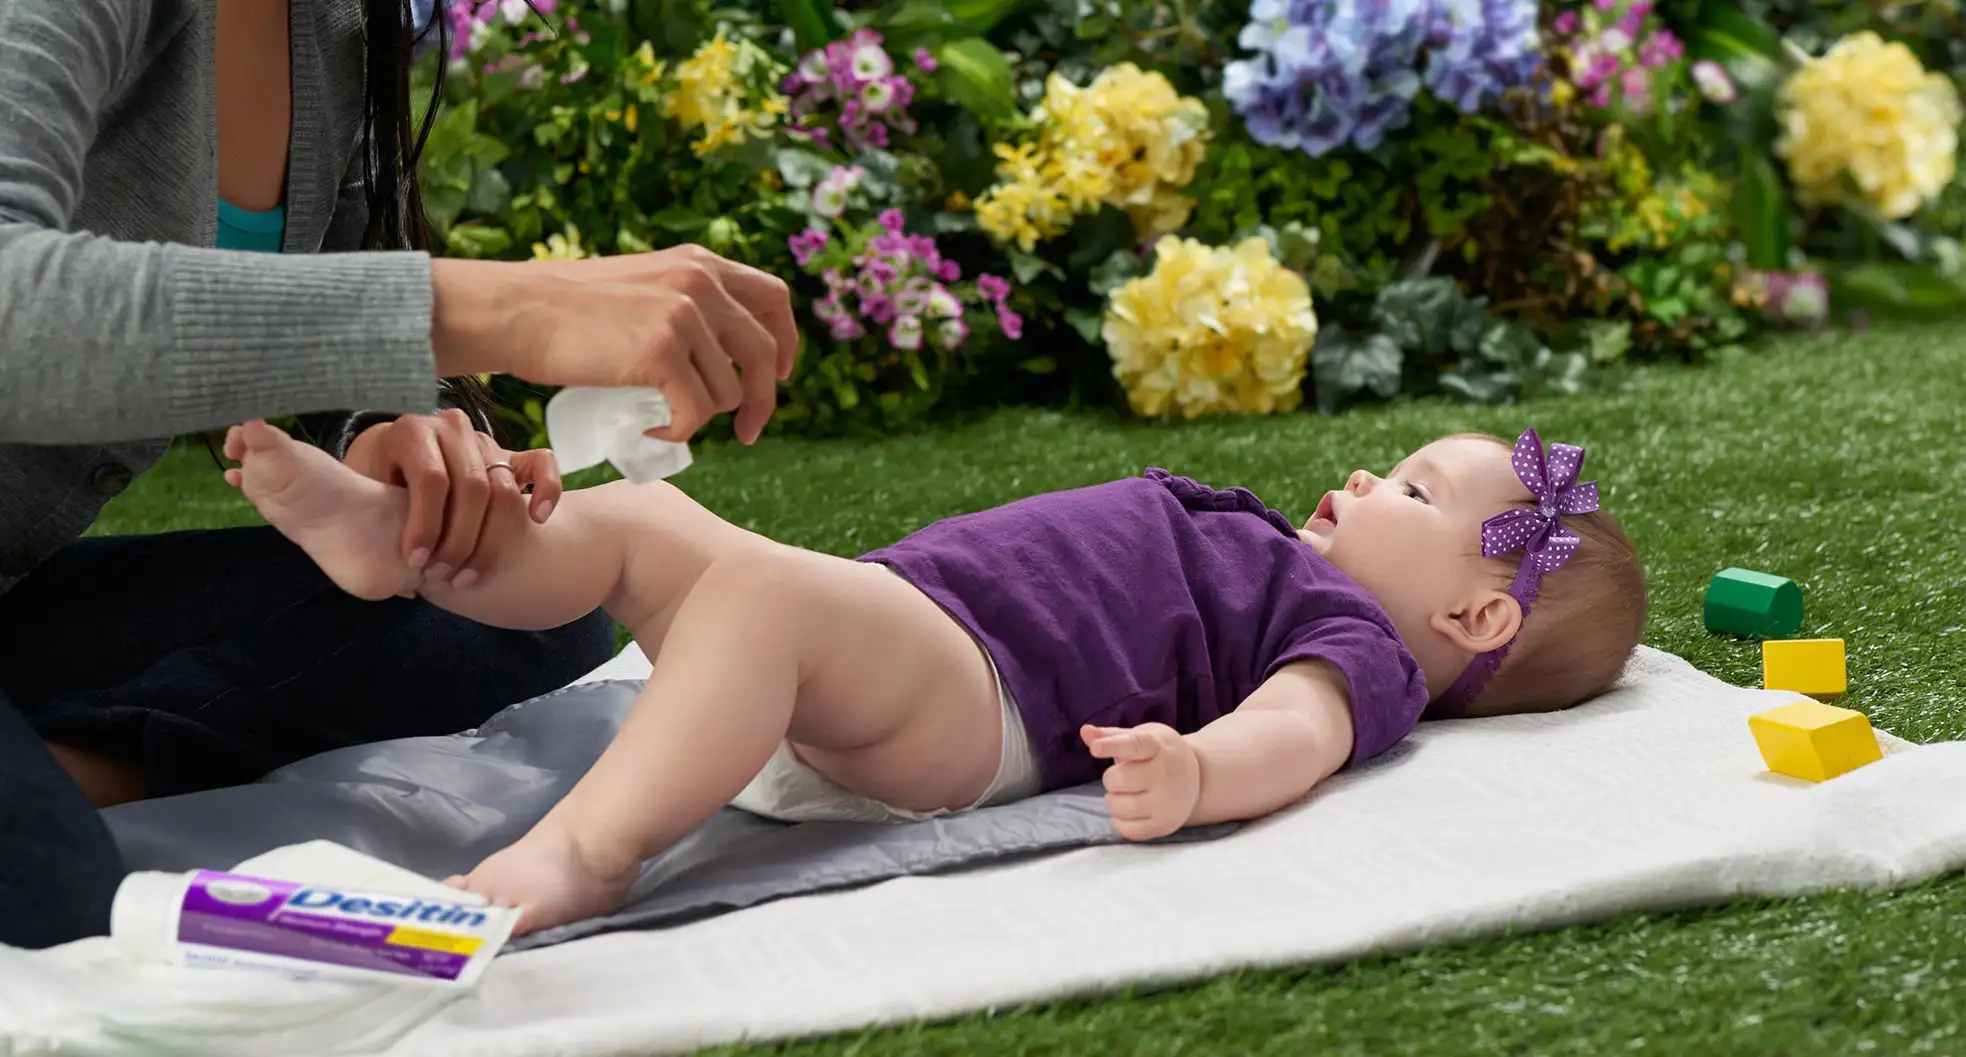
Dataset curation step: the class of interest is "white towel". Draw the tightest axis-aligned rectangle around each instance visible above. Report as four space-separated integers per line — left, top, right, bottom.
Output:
5 646 1963 1057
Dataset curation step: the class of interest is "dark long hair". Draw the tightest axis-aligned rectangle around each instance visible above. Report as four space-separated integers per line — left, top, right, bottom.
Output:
360 0 504 439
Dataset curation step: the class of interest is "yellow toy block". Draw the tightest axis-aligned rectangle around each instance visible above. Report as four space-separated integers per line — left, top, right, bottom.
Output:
1748 699 1882 782
1761 638 1846 699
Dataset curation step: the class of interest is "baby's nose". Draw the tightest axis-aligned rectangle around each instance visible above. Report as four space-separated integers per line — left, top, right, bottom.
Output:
1346 469 1378 494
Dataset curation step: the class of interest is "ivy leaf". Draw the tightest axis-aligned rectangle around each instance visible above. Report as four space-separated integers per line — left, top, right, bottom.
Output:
1088 249 1146 297
1008 249 1064 284
937 38 1020 124
1311 326 1404 414
444 224 513 259
776 149 835 189
1063 305 1104 343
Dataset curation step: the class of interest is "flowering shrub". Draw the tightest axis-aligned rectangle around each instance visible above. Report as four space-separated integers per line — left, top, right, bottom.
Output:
1103 236 1318 418
414 0 1966 441
1774 33 1961 220
1223 0 1543 156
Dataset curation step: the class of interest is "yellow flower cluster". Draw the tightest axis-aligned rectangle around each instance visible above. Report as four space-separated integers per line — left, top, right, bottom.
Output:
1775 32 1963 220
660 32 788 156
531 226 588 261
974 64 1210 252
1103 236 1318 420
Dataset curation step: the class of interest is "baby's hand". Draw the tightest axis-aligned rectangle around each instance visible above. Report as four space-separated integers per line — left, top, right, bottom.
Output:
1080 723 1201 841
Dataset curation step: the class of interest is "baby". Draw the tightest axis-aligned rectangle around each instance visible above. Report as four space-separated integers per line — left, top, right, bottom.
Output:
223 421 1646 934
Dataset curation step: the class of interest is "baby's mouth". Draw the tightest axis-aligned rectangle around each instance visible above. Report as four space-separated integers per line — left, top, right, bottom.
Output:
1309 491 1338 530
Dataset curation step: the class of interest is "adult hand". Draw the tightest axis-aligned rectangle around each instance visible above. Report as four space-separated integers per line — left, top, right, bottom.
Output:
430 245 801 445
344 410 562 586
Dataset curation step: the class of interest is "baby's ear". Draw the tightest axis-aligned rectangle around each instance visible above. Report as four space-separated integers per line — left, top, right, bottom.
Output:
1430 590 1521 655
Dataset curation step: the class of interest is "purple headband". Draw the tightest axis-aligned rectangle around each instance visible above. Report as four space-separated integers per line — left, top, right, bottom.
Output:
1430 428 1600 717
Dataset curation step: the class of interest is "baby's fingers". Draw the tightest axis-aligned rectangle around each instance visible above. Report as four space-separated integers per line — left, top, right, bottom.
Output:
1083 725 1159 762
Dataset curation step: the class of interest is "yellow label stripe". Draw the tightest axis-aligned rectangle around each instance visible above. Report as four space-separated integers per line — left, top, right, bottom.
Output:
385 925 483 955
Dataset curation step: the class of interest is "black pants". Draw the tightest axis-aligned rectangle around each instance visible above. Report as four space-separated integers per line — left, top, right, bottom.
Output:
0 527 615 949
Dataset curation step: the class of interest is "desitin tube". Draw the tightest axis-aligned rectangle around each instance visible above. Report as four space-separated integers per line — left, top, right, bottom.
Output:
111 869 520 988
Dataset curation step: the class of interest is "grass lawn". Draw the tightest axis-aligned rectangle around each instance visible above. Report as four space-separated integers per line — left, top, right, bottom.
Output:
99 323 1966 1054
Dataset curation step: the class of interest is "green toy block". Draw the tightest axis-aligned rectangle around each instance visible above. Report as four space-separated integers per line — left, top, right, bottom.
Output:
1704 568 1804 639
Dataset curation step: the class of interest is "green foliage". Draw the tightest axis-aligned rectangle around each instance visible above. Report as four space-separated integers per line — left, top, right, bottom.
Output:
414 0 1966 442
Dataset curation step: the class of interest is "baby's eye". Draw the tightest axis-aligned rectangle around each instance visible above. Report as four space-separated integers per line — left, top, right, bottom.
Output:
1403 482 1431 504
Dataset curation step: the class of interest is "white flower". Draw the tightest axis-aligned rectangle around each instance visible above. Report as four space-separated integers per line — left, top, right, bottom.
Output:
851 43 893 81
889 315 924 350
860 78 897 113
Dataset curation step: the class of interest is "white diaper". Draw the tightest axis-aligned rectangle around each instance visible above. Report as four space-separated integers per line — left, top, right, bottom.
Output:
729 639 1046 825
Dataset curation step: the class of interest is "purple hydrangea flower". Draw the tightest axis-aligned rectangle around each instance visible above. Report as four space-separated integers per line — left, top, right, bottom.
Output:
1225 0 1544 157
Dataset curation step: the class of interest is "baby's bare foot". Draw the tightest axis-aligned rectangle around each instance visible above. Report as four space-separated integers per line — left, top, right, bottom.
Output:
227 420 416 601
448 820 640 937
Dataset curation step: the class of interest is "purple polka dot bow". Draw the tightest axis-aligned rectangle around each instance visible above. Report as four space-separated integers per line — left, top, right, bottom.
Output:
1481 428 1600 574
1433 428 1600 717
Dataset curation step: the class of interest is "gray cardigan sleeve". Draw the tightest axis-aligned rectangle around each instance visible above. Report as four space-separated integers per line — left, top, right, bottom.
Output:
0 0 441 445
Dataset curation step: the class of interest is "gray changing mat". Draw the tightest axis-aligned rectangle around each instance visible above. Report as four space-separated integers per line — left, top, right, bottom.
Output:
102 679 1236 951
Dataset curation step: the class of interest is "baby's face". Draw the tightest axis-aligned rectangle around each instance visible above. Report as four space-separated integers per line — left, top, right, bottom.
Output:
1299 437 1532 635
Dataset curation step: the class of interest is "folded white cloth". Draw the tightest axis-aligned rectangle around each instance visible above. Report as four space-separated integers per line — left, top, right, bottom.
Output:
6 646 1963 1057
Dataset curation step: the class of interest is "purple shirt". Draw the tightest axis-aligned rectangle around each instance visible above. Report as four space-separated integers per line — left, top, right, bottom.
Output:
858 469 1432 790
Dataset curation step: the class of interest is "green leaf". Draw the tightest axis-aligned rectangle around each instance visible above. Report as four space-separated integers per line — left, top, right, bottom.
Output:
1019 355 1058 374
1008 249 1064 284
465 167 512 216
777 0 837 51
1735 151 1792 271
1063 305 1104 343
1680 5 1783 65
1829 262 1966 316
445 224 514 259
936 38 1020 124
650 207 709 236
1311 327 1404 414
1088 249 1146 297
776 149 835 189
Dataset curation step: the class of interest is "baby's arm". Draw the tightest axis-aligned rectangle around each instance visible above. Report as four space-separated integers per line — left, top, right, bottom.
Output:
1080 660 1356 840
1183 660 1357 826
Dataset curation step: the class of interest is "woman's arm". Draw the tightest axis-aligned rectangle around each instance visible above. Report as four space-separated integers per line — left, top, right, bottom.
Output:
0 0 438 445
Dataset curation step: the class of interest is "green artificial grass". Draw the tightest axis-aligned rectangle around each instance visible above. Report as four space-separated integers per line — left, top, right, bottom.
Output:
97 324 1966 1054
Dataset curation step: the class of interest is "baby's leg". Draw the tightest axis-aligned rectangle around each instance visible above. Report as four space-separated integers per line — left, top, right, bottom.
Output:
454 546 1006 934
227 420 762 639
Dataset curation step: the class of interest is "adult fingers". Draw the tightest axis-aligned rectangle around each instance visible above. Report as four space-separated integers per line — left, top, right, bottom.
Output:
427 410 490 582
642 295 718 443
510 448 563 523
453 433 529 589
689 247 799 380
387 417 450 570
691 342 745 422
666 254 778 444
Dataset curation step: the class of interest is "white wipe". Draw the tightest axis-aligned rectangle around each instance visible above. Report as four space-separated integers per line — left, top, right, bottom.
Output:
544 387 694 484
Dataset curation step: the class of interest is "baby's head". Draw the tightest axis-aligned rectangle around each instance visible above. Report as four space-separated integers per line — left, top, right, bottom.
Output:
1299 430 1646 718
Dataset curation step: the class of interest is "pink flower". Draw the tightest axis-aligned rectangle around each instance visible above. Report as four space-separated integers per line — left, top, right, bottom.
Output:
878 209 906 233
788 228 830 266
1619 64 1651 109
977 274 1011 302
1638 29 1683 69
938 260 962 282
996 305 1023 340
1690 59 1738 103
937 317 969 349
888 314 924 350
1552 11 1578 35
829 316 866 341
860 293 897 324
914 47 939 72
1761 272 1828 328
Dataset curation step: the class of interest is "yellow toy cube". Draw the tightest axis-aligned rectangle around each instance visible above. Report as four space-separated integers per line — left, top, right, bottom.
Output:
1748 699 1882 782
1762 638 1846 699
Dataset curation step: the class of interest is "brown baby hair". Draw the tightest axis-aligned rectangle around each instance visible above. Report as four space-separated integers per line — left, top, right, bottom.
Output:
1437 432 1648 719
